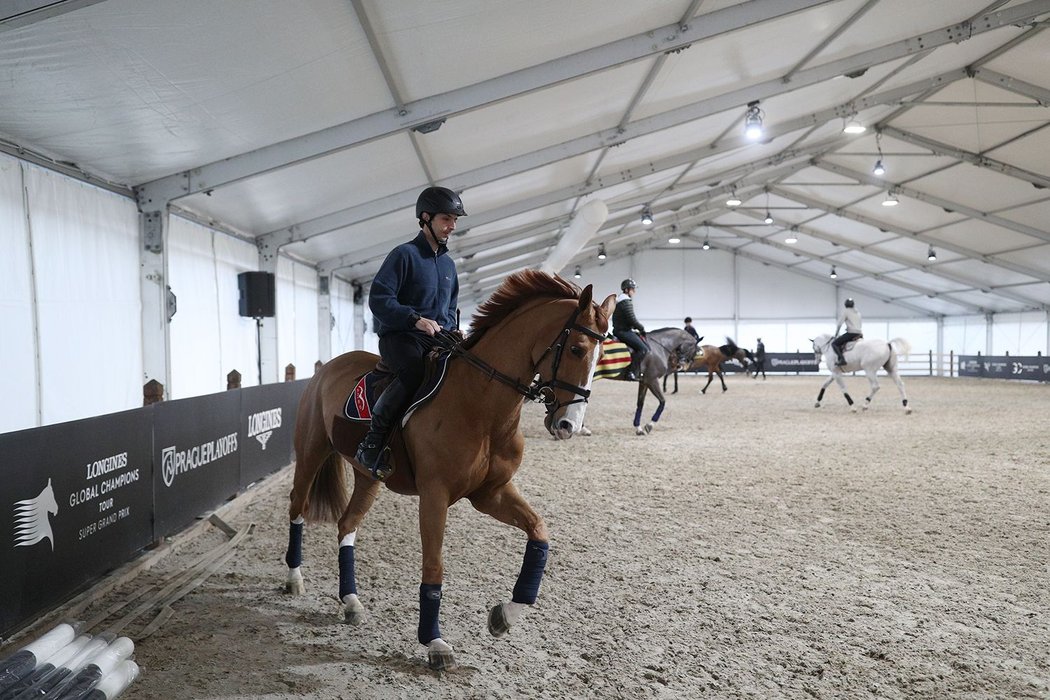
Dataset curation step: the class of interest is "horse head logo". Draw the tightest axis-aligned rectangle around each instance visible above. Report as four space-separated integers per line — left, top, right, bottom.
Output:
13 478 59 551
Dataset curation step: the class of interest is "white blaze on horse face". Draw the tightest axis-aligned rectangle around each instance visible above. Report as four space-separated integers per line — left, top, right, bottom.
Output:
559 342 600 435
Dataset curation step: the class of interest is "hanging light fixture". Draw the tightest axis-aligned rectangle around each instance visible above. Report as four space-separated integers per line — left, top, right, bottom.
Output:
597 243 607 260
763 191 773 224
842 114 866 134
785 226 798 244
927 246 937 262
830 265 837 279
744 100 764 141
726 190 742 207
641 205 654 226
872 131 886 176
882 190 899 207
667 224 680 244
574 265 582 279
702 239 711 250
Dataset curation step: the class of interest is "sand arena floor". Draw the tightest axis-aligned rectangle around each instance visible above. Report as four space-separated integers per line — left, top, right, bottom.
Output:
39 375 1050 698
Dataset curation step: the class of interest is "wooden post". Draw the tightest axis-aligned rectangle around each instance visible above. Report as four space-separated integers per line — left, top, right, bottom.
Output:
227 370 241 390
285 364 296 381
143 379 164 405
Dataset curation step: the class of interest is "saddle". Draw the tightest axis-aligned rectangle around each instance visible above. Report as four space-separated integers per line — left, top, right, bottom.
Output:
330 351 453 489
341 351 453 425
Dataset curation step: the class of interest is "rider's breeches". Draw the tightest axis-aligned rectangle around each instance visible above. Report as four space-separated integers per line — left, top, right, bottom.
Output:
615 329 648 359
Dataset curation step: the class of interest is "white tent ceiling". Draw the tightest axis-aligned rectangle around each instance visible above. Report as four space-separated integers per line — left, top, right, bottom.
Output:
3 0 1050 314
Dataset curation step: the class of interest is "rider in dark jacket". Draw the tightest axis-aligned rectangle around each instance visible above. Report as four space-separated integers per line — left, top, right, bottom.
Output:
612 278 647 380
354 186 466 480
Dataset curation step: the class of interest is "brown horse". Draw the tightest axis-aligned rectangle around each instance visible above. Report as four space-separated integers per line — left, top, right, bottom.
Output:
284 270 615 670
691 338 751 394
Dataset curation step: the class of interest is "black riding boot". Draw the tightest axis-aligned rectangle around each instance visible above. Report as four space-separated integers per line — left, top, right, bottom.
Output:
354 378 411 480
624 354 638 381
834 347 847 367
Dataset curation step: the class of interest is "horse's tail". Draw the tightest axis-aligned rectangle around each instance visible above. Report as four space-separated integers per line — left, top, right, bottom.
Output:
889 337 912 356
302 452 349 523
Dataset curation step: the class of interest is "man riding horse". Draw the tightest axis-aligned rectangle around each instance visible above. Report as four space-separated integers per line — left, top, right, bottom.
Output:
355 186 467 480
832 298 862 367
612 278 647 380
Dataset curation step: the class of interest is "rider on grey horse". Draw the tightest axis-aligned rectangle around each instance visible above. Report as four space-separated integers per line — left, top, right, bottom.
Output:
832 298 863 367
612 278 648 380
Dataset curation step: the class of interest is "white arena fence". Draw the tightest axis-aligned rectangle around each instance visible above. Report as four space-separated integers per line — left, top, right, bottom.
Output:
684 351 1049 381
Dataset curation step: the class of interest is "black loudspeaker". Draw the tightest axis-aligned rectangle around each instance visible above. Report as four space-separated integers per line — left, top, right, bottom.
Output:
238 271 275 317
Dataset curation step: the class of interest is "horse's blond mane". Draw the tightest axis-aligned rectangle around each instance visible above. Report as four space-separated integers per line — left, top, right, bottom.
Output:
464 270 581 348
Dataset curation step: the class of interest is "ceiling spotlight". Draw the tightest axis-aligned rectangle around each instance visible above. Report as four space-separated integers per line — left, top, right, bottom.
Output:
830 265 837 279
785 227 798 244
668 234 680 244
641 205 654 226
597 243 607 260
726 191 742 207
842 118 866 135
927 246 937 262
764 212 774 225
744 100 764 141
882 191 899 207
574 265 582 279
702 239 711 250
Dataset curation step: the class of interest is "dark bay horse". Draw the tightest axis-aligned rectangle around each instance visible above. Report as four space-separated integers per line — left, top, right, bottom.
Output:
627 327 701 434
690 338 751 394
284 270 614 671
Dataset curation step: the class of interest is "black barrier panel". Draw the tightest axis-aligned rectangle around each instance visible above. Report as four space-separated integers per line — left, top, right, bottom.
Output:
959 355 1050 381
0 408 154 637
239 380 308 488
153 392 241 539
766 353 821 372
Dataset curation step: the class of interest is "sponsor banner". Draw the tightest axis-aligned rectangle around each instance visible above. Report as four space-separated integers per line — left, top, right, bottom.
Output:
239 380 308 487
153 392 241 539
765 353 821 373
958 355 1050 381
0 408 154 636
678 353 819 373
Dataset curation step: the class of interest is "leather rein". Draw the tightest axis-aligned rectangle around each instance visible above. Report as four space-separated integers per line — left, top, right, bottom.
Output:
435 303 605 416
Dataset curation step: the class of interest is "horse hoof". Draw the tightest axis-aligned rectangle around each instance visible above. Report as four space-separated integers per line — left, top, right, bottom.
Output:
850 406 858 413
578 426 592 437
343 594 365 626
635 427 645 436
814 402 821 409
285 570 305 596
904 407 913 415
700 389 707 395
643 423 653 434
427 638 456 671
488 603 510 637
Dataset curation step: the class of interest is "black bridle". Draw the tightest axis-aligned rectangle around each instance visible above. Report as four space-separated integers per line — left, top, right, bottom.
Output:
436 303 605 418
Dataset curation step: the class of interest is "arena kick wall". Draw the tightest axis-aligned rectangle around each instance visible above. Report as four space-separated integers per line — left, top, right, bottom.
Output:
0 380 309 638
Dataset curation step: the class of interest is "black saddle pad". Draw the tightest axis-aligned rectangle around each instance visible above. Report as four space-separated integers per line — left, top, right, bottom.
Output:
342 352 453 424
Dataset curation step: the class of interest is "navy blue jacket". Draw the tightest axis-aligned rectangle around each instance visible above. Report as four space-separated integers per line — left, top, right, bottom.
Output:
369 231 459 337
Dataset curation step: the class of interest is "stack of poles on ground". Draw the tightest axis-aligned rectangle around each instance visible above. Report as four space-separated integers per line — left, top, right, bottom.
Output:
0 515 252 700
0 622 138 699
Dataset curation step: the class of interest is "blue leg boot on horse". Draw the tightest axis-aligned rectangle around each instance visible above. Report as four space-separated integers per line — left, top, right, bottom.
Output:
354 377 411 480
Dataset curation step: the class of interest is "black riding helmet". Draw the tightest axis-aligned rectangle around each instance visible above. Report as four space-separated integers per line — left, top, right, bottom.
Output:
621 278 637 292
844 298 855 308
416 186 467 223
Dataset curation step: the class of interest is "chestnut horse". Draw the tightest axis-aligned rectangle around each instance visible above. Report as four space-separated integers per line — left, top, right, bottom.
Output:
284 270 615 671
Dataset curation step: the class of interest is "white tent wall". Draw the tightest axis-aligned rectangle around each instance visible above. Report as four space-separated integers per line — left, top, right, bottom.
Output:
25 163 142 427
330 276 359 356
276 256 320 380
0 154 36 432
167 215 259 398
